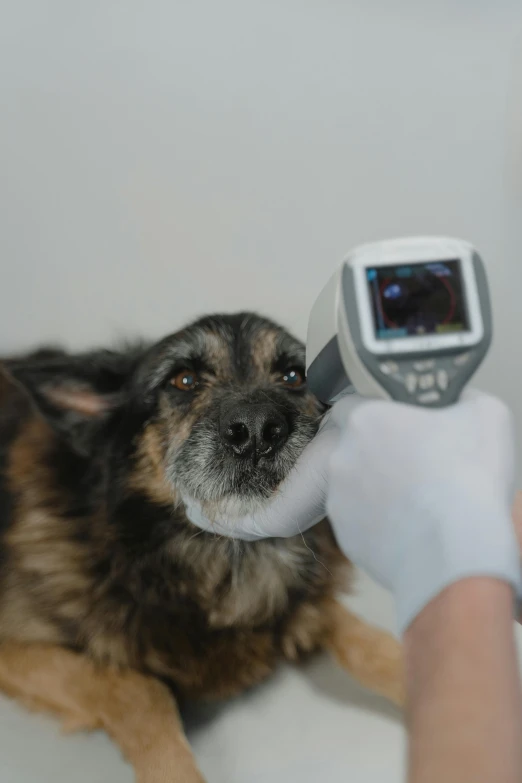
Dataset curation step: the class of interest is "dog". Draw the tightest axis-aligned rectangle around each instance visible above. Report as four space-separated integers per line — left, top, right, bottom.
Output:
0 313 403 782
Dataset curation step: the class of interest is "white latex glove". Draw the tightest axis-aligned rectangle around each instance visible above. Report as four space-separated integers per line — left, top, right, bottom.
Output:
327 390 520 634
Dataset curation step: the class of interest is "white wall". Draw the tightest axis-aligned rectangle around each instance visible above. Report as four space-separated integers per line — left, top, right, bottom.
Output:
1 0 521 460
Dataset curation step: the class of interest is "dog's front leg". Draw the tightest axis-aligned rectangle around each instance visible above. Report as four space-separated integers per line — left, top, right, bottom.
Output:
325 600 406 708
0 641 206 783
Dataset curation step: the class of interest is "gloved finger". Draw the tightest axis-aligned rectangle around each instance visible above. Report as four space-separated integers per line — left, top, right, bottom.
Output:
328 391 373 429
460 387 483 403
247 420 341 539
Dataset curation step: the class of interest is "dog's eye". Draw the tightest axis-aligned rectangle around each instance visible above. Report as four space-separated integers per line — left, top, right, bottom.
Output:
171 369 199 391
281 368 305 389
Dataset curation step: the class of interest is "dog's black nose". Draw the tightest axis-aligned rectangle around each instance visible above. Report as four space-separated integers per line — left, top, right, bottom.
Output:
220 403 289 460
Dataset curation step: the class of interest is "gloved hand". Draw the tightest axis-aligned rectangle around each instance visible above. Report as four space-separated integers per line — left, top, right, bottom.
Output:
327 390 521 634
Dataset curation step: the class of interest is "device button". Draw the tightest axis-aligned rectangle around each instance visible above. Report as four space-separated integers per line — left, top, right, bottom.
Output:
413 360 435 372
418 373 435 390
437 370 449 391
453 352 471 367
417 390 441 405
379 361 399 375
405 373 418 393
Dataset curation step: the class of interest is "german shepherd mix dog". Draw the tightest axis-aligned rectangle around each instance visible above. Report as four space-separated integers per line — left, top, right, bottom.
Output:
0 313 403 782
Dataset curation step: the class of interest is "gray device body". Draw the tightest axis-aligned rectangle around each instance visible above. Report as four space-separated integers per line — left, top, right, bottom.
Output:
306 238 492 407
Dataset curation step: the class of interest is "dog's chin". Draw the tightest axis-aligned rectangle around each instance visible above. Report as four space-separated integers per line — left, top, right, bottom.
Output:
170 424 317 519
171 430 318 525
176 466 288 524
193 493 273 524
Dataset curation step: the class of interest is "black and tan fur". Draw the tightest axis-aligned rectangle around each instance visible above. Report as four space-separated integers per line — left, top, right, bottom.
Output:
0 313 403 782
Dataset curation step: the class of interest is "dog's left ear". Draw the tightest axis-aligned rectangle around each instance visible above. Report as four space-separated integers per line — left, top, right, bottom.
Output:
5 349 136 455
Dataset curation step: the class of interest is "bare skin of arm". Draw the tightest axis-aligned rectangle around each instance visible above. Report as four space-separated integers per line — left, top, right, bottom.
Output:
403 492 522 783
404 577 522 783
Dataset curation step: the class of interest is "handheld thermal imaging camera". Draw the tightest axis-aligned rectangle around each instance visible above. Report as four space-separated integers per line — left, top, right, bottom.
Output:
306 237 492 407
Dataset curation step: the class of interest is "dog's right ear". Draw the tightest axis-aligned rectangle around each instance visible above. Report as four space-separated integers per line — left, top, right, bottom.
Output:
5 349 136 455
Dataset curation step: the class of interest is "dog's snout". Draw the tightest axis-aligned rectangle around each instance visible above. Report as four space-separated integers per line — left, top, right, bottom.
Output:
220 403 289 460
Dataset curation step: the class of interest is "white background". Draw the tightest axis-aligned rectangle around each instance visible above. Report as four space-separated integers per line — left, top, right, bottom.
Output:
1 2 521 781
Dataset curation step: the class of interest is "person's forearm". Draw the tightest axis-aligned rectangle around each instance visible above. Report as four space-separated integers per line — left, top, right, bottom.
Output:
404 577 522 783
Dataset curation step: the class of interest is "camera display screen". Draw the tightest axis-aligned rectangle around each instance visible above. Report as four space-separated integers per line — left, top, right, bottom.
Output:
366 260 469 340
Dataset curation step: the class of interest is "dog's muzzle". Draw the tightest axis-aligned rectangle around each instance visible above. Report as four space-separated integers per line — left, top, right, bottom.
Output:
219 402 289 462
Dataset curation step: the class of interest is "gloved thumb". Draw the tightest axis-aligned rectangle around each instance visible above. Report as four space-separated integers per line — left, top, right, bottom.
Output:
328 391 373 429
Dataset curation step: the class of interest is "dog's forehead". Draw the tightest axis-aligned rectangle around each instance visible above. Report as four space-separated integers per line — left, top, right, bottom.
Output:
142 314 304 388
186 315 304 371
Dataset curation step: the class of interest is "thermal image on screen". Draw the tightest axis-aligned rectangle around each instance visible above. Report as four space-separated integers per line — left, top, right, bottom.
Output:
366 260 469 340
